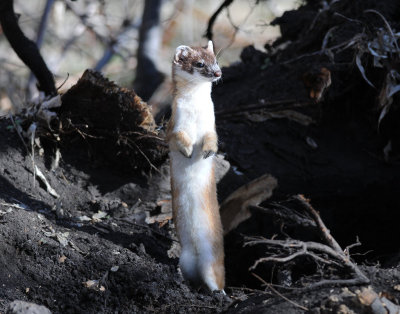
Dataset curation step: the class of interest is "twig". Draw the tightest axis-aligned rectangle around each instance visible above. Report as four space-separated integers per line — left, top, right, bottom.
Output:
294 195 370 285
204 0 235 41
245 194 370 290
249 204 317 228
0 202 25 209
250 244 308 269
218 3 256 56
293 195 342 253
65 2 139 72
34 165 59 198
215 99 312 118
7 101 59 198
29 123 37 187
124 137 161 174
301 278 370 291
251 273 309 311
116 217 178 243
364 10 399 52
245 238 342 270
281 34 364 65
344 237 362 257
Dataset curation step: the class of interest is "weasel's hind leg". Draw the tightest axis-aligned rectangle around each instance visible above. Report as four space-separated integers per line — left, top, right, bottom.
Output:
201 259 225 292
179 248 201 287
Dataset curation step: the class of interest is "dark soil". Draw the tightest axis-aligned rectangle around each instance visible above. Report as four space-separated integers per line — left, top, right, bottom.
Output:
2 0 400 313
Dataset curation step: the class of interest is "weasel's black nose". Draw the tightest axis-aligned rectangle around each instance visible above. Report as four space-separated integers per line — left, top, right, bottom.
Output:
214 71 222 77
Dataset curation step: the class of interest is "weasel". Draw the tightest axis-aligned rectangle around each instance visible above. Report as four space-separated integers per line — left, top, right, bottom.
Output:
168 41 225 292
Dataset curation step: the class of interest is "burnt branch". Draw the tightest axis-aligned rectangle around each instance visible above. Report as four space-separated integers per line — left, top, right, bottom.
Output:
293 194 343 253
0 0 56 96
205 0 235 41
246 194 370 290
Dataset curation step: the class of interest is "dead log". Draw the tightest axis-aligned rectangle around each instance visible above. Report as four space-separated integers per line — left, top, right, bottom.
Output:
220 174 278 235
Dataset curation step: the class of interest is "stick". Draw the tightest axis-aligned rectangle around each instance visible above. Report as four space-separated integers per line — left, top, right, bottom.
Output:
215 100 312 118
293 195 343 253
34 165 59 198
252 273 309 311
249 204 317 228
245 194 370 290
204 0 235 41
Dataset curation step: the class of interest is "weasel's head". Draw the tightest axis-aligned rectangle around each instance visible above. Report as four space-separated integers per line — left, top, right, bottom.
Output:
173 41 222 84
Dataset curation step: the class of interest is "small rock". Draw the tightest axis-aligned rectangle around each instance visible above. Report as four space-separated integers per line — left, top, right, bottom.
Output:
337 304 355 314
6 300 51 314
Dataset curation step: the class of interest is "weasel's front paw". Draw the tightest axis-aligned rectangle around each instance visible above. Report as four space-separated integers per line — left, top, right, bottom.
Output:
173 131 193 158
203 150 215 159
179 144 193 158
202 134 218 159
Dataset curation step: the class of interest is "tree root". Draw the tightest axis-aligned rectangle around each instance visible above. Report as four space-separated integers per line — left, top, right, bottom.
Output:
245 194 370 291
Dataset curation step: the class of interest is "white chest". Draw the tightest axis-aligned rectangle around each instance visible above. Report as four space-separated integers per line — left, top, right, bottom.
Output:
173 83 215 143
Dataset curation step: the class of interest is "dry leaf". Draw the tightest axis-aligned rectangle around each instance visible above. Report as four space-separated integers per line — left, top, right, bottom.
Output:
357 287 378 306
78 215 92 222
145 213 172 224
110 266 119 272
58 255 67 263
34 165 59 198
56 232 69 247
383 140 392 162
378 104 390 127
83 280 99 289
92 211 107 221
303 67 332 101
306 137 318 149
356 52 376 88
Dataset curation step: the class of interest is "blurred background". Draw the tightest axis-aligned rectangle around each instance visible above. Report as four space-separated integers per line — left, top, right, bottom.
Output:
0 0 302 113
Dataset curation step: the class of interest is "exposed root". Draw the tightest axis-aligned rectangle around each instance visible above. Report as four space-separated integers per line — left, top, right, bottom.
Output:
245 194 370 291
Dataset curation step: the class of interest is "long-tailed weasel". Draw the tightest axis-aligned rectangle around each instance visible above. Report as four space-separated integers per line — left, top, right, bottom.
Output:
168 41 225 292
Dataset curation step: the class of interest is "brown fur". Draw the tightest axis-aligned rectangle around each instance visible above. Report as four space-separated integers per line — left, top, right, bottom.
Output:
173 45 218 81
202 165 225 289
170 165 180 236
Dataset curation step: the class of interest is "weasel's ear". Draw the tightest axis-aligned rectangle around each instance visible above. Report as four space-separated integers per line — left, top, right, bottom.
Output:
207 40 214 53
174 45 191 65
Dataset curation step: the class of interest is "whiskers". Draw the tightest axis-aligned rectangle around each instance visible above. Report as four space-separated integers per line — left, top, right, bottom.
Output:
215 47 224 60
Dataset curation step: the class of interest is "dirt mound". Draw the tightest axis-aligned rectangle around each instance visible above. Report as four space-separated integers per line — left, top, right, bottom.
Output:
57 69 168 173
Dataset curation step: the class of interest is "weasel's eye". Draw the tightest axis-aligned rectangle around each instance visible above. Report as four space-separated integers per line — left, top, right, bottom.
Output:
195 62 205 68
